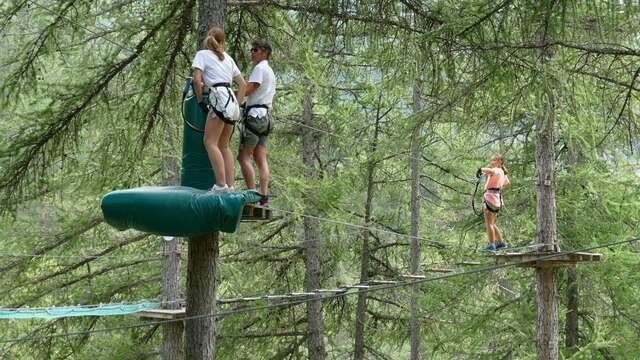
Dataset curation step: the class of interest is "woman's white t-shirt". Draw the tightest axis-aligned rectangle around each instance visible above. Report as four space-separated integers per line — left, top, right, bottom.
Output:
191 50 240 87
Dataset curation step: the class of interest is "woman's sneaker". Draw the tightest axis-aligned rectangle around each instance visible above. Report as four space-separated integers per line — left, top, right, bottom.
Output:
495 241 508 250
480 243 497 252
209 184 229 193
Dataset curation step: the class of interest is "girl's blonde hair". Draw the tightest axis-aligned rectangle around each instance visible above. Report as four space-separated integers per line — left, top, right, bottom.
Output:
492 153 509 175
202 27 225 61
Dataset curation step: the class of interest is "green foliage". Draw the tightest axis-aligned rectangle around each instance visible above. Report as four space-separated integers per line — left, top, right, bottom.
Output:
0 0 639 358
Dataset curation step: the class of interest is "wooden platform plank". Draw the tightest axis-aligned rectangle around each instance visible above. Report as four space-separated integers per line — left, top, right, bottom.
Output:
344 284 370 289
315 288 348 293
457 261 481 266
401 274 427 279
137 308 186 320
241 204 272 222
425 268 455 273
368 280 398 285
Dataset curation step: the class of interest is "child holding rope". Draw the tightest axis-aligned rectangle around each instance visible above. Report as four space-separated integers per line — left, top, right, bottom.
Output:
479 154 510 252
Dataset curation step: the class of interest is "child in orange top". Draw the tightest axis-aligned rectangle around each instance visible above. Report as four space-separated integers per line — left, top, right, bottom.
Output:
479 154 511 252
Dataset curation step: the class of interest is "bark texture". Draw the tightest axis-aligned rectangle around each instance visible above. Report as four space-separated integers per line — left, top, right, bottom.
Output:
301 85 326 360
197 0 226 48
536 267 559 359
185 233 218 359
534 86 560 360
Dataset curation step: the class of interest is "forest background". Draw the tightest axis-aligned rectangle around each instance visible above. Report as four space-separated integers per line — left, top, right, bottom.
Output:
0 0 639 359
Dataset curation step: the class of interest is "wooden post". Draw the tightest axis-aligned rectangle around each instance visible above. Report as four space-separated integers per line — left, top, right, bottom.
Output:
185 1 226 359
301 84 326 360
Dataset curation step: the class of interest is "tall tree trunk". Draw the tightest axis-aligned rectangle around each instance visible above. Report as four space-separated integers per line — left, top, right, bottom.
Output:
354 98 382 360
186 233 218 359
409 80 424 360
534 2 560 358
197 0 226 45
535 37 560 360
185 1 225 359
301 84 326 360
534 86 559 360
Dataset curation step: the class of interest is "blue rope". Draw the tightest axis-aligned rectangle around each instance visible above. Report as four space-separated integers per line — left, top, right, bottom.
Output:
0 302 160 319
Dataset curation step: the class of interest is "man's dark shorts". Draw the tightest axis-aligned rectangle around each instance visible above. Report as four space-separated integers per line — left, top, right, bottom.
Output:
240 113 272 149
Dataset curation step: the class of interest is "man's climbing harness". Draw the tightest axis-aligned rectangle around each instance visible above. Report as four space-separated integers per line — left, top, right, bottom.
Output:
241 104 272 140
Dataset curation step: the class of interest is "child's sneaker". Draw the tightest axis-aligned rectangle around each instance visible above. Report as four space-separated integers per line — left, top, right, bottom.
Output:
480 243 497 252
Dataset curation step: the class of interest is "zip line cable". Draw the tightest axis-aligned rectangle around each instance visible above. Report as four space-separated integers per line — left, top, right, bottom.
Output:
0 237 636 345
258 205 447 248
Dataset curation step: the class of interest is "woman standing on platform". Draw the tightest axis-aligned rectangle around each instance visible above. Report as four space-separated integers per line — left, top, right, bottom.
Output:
192 27 246 192
479 154 511 252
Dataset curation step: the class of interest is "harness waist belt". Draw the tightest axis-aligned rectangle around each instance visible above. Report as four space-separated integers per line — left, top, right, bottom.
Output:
211 82 231 88
486 187 501 192
243 104 272 137
246 104 269 112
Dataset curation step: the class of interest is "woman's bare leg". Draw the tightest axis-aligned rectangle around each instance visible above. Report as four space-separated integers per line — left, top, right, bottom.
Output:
203 115 226 187
219 123 235 188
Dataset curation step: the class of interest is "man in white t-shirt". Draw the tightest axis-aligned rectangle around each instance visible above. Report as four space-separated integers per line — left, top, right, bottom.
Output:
238 39 276 205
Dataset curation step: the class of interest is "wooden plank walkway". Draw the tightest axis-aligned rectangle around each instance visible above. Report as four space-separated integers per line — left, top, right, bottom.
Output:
492 251 602 268
137 308 186 320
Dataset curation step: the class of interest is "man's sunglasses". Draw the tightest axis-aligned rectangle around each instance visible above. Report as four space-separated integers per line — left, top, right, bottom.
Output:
250 48 259 53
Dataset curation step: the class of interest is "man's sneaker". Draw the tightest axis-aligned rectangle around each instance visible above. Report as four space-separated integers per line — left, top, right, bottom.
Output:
259 195 269 207
480 243 497 252
209 184 228 193
228 186 235 193
495 241 508 250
